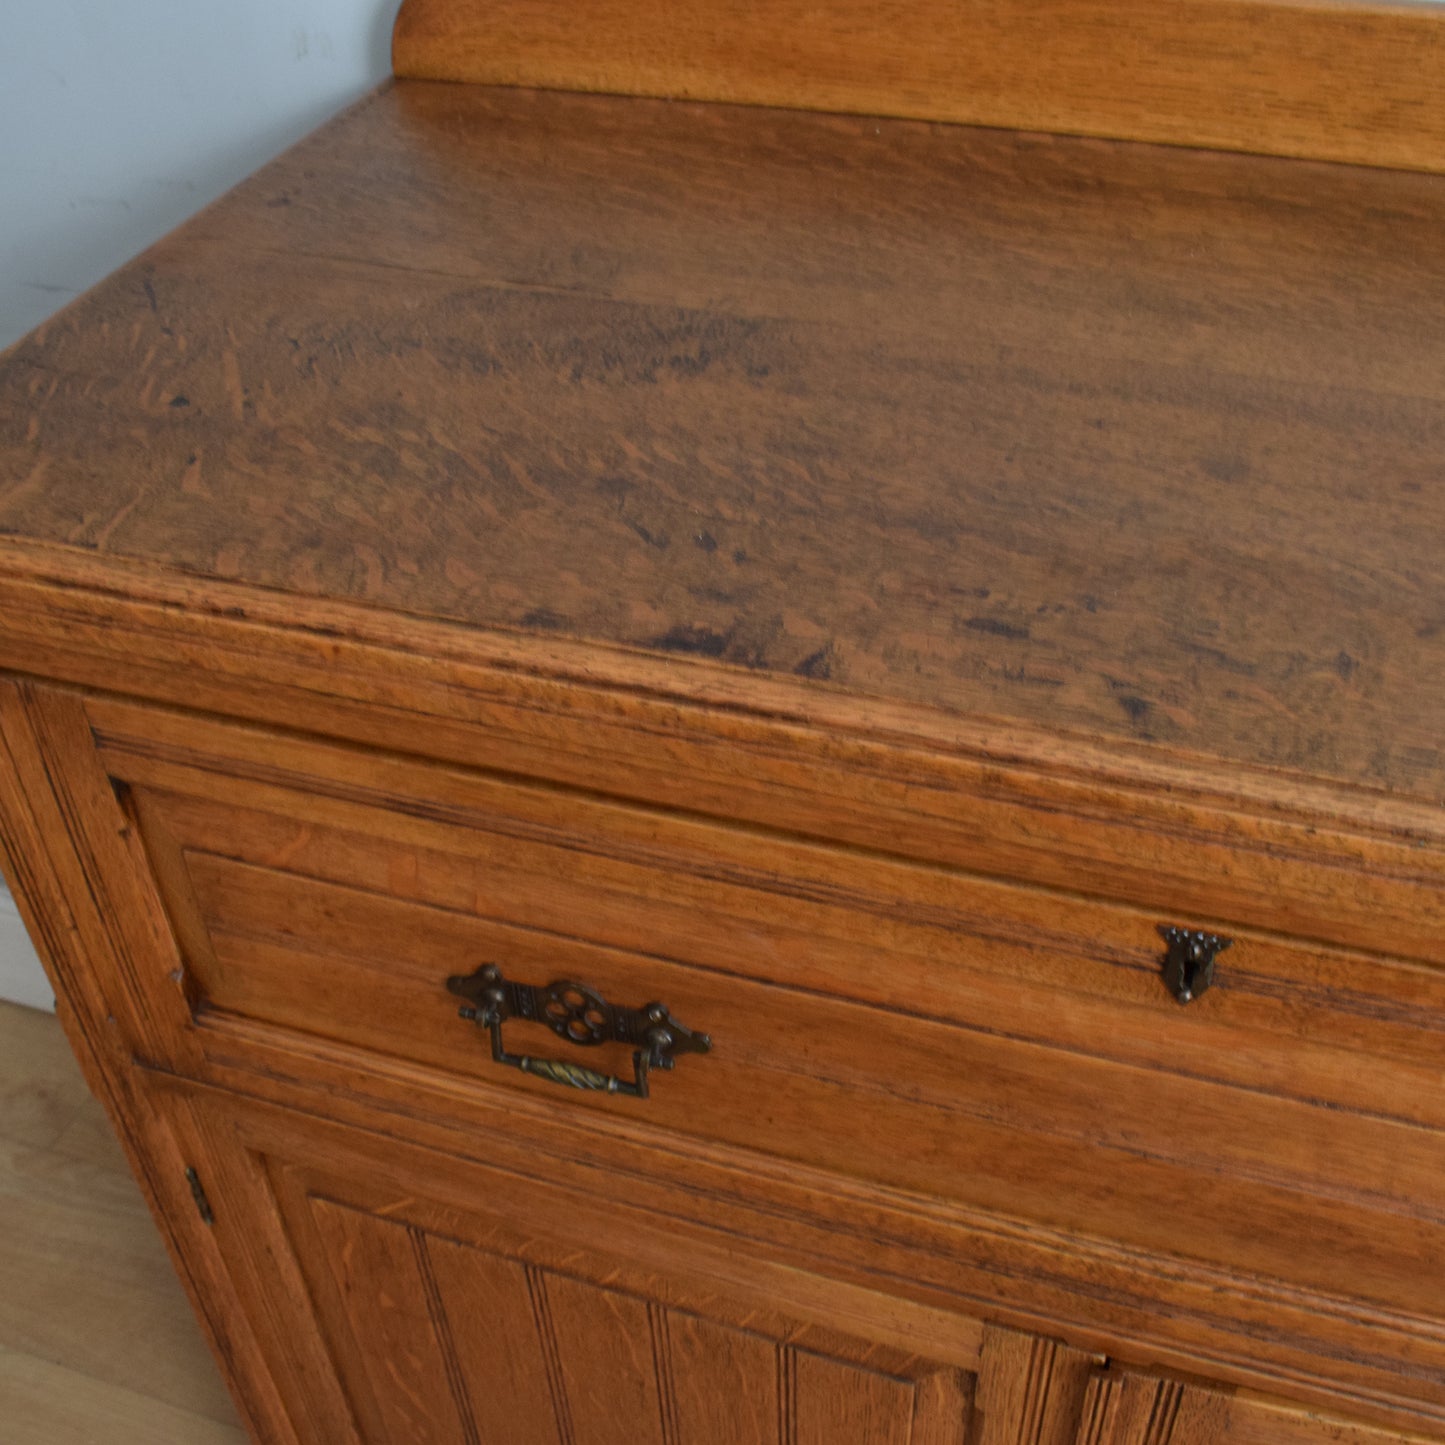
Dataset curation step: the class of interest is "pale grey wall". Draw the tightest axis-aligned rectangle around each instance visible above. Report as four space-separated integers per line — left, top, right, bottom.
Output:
0 0 397 1007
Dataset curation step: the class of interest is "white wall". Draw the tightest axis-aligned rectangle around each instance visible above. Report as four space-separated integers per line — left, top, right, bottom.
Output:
0 889 52 1011
0 0 398 1007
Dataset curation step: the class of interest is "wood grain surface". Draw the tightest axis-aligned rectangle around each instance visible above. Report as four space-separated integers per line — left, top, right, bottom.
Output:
9 656 1442 1434
72 692 1445 1414
1074 1364 1436 1445
92 690 1445 1129
41 681 1445 1432
0 81 1442 805
193 1083 998 1445
391 0 1445 174
163 1071 1445 1440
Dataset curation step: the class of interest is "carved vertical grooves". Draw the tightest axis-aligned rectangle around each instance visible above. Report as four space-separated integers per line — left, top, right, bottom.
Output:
1017 1335 1057 1445
526 1265 576 1445
974 1325 1099 1445
776 1344 797 1445
410 1229 481 1445
1141 1380 1183 1445
908 1367 972 1445
648 1303 681 1445
1076 1374 1121 1445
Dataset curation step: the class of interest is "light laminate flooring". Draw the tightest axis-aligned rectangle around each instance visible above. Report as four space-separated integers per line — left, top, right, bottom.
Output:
0 999 246 1444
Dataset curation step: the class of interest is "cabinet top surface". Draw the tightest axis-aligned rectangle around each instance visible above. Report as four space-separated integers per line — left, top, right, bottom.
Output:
0 80 1442 802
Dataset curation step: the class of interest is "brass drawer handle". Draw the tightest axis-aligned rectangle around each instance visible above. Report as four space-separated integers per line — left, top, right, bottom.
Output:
447 965 711 1098
1159 926 1233 1003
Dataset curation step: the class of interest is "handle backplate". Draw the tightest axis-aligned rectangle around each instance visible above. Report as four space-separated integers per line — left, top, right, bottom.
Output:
447 965 711 1098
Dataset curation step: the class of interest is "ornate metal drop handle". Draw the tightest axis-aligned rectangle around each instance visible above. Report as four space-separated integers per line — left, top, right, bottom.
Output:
447 964 711 1098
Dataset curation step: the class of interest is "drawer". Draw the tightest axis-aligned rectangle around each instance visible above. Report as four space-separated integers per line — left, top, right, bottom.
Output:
83 694 1445 1340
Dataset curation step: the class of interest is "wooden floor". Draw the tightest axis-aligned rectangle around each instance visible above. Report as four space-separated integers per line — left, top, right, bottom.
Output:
0 999 247 1443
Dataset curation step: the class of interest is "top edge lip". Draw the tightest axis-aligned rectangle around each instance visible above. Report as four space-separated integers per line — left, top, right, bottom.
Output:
1 532 1442 843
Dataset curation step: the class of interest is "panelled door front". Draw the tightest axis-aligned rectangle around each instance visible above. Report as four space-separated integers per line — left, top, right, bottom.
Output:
162 1085 1108 1445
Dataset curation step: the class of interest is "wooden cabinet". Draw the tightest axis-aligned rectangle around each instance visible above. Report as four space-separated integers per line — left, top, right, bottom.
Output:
4 672 1443 1442
2 3 1444 1442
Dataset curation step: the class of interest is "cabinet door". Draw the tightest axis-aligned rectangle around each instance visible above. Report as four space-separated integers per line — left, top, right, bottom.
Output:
164 1084 1104 1445
288 1195 972 1445
1075 1366 1423 1445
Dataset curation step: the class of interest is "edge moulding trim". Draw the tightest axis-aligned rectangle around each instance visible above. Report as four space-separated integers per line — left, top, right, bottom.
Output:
390 0 1445 176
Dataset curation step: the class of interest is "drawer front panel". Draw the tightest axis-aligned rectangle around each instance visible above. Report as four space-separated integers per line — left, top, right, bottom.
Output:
84 697 1445 1344
94 700 1445 1126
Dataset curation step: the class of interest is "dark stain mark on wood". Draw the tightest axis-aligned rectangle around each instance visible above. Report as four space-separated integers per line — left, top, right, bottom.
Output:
522 608 569 631
1182 641 1258 677
1201 455 1251 484
650 625 730 657
668 346 712 377
964 617 1031 641
1000 666 1065 689
1117 694 1152 725
795 645 837 680
626 519 669 549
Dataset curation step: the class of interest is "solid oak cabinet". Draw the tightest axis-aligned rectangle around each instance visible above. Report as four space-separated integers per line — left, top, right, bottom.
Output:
2 3 1444 1443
